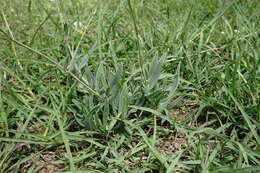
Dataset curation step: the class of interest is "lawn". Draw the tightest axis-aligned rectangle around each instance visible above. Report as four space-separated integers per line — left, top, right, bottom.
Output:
0 0 259 172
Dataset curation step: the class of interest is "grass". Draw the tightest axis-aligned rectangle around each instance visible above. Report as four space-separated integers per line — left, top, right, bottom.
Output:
0 0 259 172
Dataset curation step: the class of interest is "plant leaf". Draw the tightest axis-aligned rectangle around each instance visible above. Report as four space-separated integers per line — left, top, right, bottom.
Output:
148 57 162 90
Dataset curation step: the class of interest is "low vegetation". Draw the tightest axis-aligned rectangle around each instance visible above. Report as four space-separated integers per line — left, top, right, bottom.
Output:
0 0 259 172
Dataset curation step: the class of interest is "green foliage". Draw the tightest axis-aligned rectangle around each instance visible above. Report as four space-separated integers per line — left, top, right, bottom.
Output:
0 0 259 172
70 56 179 132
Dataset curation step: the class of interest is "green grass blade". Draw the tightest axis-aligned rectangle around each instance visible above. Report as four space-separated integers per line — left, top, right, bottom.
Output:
53 105 76 171
225 88 260 145
211 166 260 173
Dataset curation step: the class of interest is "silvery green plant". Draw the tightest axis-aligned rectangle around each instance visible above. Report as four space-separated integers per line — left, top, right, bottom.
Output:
69 56 180 132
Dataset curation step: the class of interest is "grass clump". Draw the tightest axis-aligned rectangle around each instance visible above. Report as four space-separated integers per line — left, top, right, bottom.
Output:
0 0 259 172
